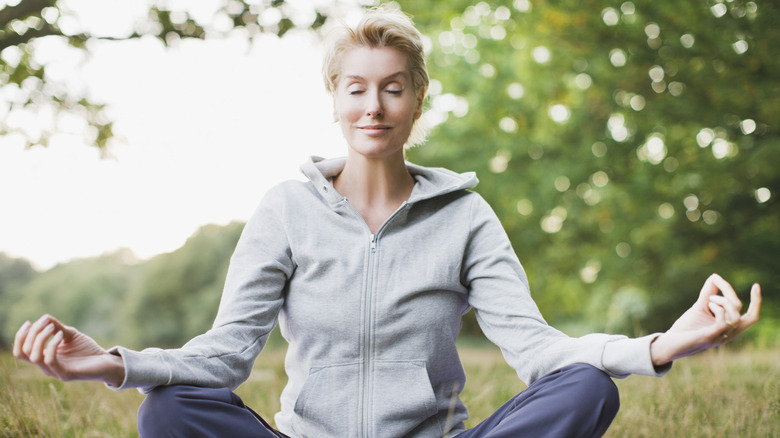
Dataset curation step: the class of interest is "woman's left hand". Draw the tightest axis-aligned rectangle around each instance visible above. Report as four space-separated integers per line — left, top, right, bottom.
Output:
650 273 761 367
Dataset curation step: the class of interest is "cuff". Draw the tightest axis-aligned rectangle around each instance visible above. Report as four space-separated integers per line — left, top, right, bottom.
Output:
103 346 128 391
104 346 171 393
602 333 673 378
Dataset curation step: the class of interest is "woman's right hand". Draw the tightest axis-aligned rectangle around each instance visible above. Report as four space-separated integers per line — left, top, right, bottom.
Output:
13 314 125 387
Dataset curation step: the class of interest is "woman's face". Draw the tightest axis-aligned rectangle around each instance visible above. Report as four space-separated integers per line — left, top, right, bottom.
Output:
333 46 423 160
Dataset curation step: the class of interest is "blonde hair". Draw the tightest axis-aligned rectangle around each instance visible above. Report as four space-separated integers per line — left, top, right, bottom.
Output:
322 5 430 147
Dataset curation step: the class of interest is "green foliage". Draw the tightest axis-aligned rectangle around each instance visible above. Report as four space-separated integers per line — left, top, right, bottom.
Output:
0 0 330 150
2 249 140 347
2 0 776 348
124 222 243 348
0 222 244 349
402 0 779 334
0 254 37 349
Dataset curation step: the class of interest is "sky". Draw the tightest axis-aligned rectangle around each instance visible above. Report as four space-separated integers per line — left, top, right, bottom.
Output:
0 0 359 269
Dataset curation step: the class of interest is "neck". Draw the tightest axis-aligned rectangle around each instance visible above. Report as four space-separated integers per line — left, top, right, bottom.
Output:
336 152 413 205
333 152 415 232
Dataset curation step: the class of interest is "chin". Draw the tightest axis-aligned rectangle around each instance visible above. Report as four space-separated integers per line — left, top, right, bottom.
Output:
348 141 405 159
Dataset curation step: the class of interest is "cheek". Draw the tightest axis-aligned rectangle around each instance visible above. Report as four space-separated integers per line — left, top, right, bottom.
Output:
336 100 363 124
393 99 419 124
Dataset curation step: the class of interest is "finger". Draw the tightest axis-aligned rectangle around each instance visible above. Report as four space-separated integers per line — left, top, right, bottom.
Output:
28 323 55 364
13 320 32 359
709 295 741 328
741 283 762 325
709 273 743 311
44 331 65 378
708 302 733 344
696 274 721 305
708 301 726 326
41 316 74 342
708 301 725 320
22 315 53 357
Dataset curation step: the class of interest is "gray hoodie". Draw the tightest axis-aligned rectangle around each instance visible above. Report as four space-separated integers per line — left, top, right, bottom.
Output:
113 156 667 437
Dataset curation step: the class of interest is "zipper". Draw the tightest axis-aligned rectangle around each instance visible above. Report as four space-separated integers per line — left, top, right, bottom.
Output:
362 232 377 436
341 200 408 437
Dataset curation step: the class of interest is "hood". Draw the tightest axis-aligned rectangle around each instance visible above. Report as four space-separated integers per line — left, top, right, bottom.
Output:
300 156 479 206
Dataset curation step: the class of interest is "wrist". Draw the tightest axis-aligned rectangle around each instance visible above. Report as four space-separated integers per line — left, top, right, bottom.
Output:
104 350 126 388
650 333 671 367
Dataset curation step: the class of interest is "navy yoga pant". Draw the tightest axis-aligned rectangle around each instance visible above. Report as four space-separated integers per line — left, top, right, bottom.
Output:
137 363 619 437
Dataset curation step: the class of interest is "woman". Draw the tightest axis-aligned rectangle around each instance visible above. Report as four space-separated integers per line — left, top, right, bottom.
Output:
13 7 761 438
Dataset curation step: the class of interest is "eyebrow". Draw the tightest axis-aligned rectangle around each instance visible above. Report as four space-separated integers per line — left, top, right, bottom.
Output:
344 71 409 82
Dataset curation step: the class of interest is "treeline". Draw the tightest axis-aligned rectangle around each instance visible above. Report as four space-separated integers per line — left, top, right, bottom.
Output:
0 222 243 350
1 218 777 351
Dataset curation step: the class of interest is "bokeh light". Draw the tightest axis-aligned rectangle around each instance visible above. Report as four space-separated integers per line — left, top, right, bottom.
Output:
548 104 570 123
755 187 771 204
532 46 551 64
601 7 620 26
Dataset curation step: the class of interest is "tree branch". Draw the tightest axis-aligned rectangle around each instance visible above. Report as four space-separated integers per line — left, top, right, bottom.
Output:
0 21 62 51
0 0 55 28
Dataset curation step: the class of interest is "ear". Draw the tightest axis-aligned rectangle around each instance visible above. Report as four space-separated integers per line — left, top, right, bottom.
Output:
332 102 339 123
413 87 425 120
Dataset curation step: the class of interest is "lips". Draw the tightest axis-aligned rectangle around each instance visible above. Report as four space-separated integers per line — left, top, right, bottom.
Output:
359 125 391 136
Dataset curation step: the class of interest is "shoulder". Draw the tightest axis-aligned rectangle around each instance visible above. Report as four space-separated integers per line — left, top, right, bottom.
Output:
244 180 319 228
259 179 318 206
267 178 315 196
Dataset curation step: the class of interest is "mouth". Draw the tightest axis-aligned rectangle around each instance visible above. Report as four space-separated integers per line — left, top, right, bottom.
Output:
359 125 392 136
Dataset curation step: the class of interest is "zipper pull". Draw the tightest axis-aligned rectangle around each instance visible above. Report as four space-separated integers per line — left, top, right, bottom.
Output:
370 234 377 253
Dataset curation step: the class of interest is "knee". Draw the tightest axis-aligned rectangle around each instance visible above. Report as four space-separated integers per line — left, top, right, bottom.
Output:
138 386 182 435
563 363 620 418
137 385 214 437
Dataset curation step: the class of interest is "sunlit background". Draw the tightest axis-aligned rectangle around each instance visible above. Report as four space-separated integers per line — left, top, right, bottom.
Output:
1 0 777 349
0 0 371 269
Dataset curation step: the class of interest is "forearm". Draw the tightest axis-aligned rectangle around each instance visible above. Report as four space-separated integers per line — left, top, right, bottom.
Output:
650 334 674 368
104 350 127 388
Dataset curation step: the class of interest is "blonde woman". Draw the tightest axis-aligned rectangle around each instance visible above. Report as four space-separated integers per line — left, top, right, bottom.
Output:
14 6 760 438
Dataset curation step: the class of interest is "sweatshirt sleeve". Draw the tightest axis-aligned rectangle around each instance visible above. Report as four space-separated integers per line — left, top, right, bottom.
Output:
112 186 295 393
463 194 670 385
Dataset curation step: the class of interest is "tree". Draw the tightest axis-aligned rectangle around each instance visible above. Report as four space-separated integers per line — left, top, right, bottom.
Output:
0 253 37 349
125 221 244 348
1 249 139 347
0 0 328 150
402 0 779 335
1 222 245 348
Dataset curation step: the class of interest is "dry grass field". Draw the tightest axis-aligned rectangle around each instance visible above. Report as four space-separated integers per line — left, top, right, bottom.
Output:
2 345 778 437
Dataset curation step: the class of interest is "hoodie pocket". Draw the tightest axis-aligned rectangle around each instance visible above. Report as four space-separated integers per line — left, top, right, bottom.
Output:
293 362 360 437
292 361 441 438
373 360 441 438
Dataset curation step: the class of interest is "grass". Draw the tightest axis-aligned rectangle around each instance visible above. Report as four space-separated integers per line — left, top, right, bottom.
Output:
2 345 778 437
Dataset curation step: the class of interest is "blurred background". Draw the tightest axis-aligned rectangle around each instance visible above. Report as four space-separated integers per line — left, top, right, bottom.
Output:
1 0 777 350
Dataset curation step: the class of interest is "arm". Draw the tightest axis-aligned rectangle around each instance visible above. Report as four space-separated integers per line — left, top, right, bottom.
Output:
114 187 294 391
14 184 295 391
463 194 661 382
463 194 761 382
13 314 125 387
650 273 761 367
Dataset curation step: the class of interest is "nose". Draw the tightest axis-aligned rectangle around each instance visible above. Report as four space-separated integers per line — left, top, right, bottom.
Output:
366 90 383 118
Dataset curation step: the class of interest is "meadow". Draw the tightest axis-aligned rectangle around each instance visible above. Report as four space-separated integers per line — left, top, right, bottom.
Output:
2 344 778 437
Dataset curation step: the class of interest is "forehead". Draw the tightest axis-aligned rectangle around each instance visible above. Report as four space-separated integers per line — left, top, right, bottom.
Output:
339 46 411 82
